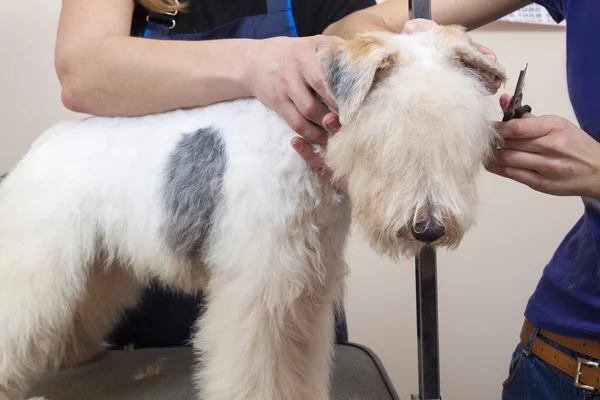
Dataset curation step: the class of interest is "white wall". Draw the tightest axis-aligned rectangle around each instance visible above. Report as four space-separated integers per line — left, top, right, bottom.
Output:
0 2 582 400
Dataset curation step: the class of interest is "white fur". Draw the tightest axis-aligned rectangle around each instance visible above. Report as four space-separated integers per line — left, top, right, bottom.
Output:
0 26 505 400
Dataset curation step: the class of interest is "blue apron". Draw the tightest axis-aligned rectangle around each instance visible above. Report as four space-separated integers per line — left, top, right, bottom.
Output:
142 0 298 40
108 0 349 348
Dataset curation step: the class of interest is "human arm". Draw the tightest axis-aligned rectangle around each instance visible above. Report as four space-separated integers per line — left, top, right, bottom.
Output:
323 0 532 38
55 0 339 143
487 95 600 198
55 0 249 117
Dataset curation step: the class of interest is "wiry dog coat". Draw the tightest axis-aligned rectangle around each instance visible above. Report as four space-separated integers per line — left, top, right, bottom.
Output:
0 25 506 400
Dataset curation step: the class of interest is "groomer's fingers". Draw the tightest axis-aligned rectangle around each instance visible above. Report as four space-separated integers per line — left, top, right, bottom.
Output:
521 111 535 119
277 98 328 144
502 138 545 153
499 93 534 119
401 20 500 68
323 112 341 135
499 93 511 110
401 19 438 34
495 115 555 140
490 148 549 172
291 136 348 193
290 137 334 180
480 71 503 93
304 71 338 113
475 43 497 61
288 78 331 130
486 163 547 193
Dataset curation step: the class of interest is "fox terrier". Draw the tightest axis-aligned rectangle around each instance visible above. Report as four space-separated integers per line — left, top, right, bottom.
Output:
0 25 505 400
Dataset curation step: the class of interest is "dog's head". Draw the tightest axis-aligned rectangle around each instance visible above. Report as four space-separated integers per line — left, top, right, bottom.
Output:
318 25 507 259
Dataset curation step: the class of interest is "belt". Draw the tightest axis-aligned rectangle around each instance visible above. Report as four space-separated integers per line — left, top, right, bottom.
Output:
520 319 600 391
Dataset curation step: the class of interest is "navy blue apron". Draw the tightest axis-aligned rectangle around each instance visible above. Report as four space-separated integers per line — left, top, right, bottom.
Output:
108 0 349 349
142 0 298 40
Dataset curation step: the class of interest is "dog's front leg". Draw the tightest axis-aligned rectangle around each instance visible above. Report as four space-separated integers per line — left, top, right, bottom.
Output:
304 278 346 400
191 267 334 400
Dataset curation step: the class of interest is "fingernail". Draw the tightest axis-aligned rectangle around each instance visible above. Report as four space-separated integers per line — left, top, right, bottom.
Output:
326 120 341 133
291 138 303 150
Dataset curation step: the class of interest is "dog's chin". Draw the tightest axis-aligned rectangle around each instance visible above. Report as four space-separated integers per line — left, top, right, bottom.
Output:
363 227 424 261
394 235 464 259
366 221 467 261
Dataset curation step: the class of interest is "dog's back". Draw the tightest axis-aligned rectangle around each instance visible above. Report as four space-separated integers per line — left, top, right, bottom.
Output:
0 96 344 288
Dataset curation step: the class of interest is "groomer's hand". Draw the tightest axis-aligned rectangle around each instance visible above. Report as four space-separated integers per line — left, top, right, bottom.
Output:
487 94 600 198
243 35 339 144
403 19 502 93
290 111 343 191
402 19 497 60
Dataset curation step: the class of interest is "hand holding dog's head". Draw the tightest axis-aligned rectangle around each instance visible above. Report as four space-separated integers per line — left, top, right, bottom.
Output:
401 19 505 93
317 26 506 259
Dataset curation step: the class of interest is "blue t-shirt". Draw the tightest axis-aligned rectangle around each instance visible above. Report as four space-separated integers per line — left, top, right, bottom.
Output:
524 0 600 339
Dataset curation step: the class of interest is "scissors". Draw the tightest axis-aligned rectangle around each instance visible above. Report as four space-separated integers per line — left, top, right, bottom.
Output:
502 62 532 122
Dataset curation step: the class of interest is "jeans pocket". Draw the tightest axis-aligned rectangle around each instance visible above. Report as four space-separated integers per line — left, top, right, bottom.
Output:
502 342 526 389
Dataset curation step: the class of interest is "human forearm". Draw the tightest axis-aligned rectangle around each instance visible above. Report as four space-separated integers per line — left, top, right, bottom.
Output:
323 7 390 39
56 36 254 117
324 0 532 38
55 0 250 117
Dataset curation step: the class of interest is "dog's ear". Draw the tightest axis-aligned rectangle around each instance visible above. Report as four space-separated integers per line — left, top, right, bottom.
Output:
431 25 508 92
317 34 398 123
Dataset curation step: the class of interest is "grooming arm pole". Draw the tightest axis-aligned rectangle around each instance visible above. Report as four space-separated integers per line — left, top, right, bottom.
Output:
411 246 442 400
408 1 443 399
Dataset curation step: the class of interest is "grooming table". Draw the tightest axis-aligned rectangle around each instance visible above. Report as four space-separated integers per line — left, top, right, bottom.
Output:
27 343 400 400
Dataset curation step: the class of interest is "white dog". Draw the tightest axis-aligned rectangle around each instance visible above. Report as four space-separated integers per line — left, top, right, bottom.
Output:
0 25 505 400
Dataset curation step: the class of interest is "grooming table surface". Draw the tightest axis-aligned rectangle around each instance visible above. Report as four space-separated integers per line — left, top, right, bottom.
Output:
28 343 400 400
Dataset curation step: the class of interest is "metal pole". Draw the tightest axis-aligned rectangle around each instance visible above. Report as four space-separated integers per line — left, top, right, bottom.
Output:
408 0 431 19
412 246 441 400
407 1 443 399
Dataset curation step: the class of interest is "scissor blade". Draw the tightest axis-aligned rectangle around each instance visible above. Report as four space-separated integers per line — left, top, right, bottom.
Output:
503 62 528 121
512 62 528 108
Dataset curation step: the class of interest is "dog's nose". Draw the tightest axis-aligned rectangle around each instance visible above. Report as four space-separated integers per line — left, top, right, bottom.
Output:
411 221 445 243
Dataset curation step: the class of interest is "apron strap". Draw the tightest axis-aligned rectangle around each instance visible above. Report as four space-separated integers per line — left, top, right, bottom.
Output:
265 0 289 13
265 0 298 37
143 0 298 40
145 0 180 35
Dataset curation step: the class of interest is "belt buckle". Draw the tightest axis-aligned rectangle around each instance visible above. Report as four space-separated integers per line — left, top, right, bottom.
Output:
575 357 599 391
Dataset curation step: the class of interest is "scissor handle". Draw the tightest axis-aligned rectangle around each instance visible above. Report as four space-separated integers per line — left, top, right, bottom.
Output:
502 104 532 122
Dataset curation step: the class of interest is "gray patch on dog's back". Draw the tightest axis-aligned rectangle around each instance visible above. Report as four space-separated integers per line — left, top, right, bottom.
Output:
162 127 227 262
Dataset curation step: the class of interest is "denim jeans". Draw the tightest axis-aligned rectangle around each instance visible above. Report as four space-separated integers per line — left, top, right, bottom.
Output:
502 325 600 400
